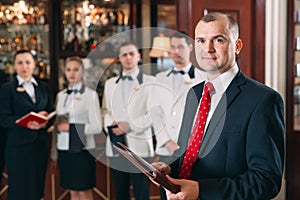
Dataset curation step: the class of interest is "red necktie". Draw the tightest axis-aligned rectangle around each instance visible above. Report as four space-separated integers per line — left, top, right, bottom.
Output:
179 82 214 179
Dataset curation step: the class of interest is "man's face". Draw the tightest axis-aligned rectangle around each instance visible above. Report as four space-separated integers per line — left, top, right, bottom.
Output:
118 44 140 71
194 16 242 76
170 37 192 66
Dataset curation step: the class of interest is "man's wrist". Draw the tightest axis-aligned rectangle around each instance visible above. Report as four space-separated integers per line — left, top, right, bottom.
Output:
164 140 172 146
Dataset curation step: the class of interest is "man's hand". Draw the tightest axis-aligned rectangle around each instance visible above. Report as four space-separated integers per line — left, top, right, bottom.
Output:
112 121 130 135
165 175 199 200
152 162 171 175
27 111 49 130
165 140 179 155
27 121 46 130
56 122 69 132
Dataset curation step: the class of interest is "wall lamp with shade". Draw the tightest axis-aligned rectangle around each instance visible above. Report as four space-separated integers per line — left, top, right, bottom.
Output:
149 33 171 70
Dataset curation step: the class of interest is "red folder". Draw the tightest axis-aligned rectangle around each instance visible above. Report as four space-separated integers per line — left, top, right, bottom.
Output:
15 111 57 128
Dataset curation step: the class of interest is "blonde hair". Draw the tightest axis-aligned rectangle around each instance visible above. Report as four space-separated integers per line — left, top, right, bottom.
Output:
65 56 83 66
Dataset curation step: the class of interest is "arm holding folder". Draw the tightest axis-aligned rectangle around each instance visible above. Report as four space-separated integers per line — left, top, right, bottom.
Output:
113 142 180 194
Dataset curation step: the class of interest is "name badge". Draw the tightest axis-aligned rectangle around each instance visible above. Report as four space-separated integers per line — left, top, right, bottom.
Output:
17 87 25 92
132 87 139 91
184 81 192 85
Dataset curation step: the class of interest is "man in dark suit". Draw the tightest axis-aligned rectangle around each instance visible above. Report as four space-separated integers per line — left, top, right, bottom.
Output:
0 69 6 187
153 12 285 200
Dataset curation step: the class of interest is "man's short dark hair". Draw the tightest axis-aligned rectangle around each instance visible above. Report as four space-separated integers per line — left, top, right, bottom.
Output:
13 50 35 63
170 31 192 45
201 12 239 40
118 42 139 55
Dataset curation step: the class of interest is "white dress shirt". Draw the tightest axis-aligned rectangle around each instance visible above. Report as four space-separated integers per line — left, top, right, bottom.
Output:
122 68 139 102
172 63 192 92
199 64 239 133
17 75 38 103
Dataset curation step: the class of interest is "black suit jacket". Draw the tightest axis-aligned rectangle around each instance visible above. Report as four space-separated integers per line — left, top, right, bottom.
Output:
171 71 285 200
0 78 54 146
0 69 6 187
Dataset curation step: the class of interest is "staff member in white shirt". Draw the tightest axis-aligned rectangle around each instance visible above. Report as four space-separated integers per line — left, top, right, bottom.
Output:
152 31 206 200
52 56 102 200
102 42 155 200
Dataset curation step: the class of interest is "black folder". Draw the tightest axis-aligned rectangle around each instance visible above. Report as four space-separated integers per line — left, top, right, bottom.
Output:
113 142 180 194
107 125 126 155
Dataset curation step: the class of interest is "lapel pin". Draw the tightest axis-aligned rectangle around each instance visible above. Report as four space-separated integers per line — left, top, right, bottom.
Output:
184 81 192 85
17 87 25 92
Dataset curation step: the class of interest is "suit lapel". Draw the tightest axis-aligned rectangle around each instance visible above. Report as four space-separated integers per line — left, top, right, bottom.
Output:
198 72 247 158
14 80 34 105
34 83 41 104
176 83 203 157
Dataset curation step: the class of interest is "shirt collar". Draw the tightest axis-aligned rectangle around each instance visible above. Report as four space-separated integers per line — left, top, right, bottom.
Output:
209 64 239 95
17 75 38 86
122 67 139 79
174 63 192 73
68 82 83 91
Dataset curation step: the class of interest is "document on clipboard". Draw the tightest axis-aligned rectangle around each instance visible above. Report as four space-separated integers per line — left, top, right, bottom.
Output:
113 142 180 194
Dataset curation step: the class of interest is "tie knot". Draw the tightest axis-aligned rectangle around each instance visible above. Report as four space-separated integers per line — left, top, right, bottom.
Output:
66 89 78 94
121 75 133 81
204 82 215 95
172 70 185 75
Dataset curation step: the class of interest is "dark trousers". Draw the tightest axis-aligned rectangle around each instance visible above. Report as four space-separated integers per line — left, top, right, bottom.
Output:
157 155 174 200
0 131 6 186
6 139 48 200
110 157 150 200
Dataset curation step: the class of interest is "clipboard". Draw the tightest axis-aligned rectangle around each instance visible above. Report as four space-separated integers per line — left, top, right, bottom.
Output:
113 142 180 194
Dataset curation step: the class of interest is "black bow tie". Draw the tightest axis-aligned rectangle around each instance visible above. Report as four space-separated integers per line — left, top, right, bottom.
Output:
121 75 133 81
171 70 185 75
66 89 78 94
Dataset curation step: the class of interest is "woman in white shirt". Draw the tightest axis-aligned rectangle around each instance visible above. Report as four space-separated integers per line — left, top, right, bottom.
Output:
53 56 102 200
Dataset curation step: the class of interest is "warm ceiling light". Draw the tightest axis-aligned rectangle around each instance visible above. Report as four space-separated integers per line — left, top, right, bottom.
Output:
149 33 171 58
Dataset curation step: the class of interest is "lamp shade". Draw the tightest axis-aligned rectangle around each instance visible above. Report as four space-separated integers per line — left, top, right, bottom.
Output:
149 34 171 58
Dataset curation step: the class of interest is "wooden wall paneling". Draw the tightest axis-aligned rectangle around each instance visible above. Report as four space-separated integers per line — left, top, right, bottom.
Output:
176 0 192 34
286 0 296 132
253 0 266 83
286 0 300 199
